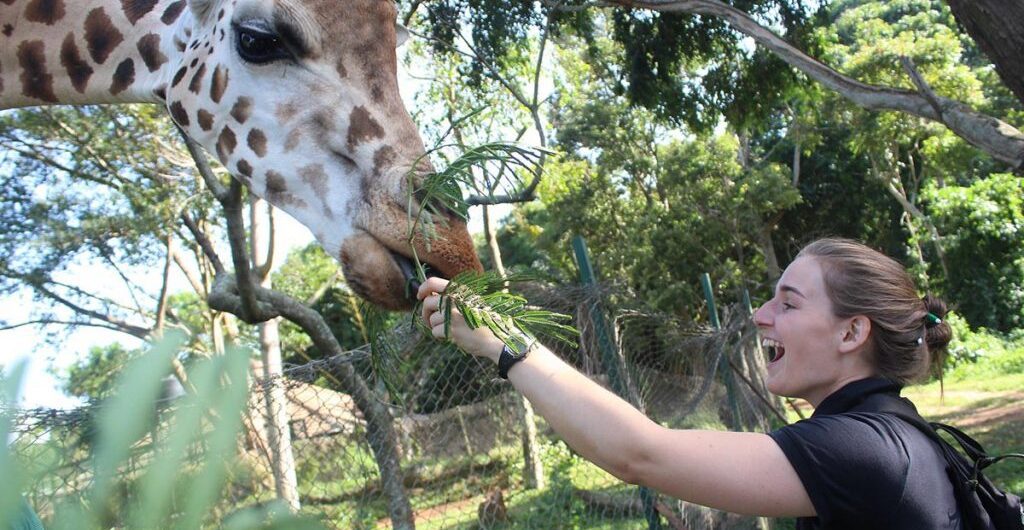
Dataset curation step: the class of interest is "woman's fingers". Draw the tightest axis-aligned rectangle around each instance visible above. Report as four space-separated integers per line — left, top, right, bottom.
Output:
417 277 450 300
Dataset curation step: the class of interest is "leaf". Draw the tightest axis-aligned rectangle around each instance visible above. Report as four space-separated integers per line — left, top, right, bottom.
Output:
439 271 578 354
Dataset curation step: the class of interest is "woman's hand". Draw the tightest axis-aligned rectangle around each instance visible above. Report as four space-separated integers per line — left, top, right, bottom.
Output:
416 277 505 363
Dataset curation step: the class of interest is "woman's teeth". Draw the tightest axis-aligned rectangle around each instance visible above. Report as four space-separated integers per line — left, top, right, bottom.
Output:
762 338 785 362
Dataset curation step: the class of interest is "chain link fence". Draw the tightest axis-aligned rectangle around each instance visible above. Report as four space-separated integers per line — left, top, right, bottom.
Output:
7 282 788 529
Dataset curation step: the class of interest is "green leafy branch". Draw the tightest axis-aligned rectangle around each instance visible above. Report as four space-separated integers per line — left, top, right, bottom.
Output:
387 138 573 375
404 141 553 284
438 271 578 354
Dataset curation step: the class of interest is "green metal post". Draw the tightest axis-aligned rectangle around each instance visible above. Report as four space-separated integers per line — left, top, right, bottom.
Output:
701 273 742 430
573 236 661 530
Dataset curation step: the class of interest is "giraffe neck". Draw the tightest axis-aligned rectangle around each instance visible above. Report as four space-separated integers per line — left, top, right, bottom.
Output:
0 0 191 109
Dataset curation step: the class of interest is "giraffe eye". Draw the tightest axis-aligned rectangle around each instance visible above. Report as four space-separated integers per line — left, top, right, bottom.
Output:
234 24 290 64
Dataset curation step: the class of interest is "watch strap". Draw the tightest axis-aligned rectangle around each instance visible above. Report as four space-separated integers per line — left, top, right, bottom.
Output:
497 342 530 379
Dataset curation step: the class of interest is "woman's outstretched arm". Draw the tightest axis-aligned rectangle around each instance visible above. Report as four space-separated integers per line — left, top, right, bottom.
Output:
418 277 814 517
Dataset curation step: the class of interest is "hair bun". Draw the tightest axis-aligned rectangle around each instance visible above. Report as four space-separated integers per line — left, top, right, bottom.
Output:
922 294 952 354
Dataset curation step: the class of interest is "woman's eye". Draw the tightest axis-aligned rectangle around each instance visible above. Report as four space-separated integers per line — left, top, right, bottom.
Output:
782 302 795 310
235 26 290 64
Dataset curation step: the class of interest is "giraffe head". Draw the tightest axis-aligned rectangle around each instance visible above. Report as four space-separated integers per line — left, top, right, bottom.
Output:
164 0 481 310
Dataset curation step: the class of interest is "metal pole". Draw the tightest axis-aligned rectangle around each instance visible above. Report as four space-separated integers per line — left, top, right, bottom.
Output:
701 273 742 430
573 236 661 530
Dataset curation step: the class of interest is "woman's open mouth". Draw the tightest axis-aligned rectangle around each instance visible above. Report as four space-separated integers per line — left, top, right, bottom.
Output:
762 338 786 363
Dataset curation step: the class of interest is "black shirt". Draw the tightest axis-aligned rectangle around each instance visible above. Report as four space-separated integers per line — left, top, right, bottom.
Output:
769 378 962 529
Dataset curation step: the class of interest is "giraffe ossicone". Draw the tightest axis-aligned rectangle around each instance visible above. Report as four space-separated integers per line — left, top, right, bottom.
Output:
0 0 482 310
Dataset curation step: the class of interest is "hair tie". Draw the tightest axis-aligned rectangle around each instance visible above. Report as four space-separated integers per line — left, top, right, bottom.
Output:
924 312 942 328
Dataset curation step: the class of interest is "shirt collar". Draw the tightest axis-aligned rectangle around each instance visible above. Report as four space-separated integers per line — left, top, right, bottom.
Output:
811 377 903 417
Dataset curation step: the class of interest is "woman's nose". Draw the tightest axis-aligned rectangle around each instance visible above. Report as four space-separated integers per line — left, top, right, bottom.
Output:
753 302 772 326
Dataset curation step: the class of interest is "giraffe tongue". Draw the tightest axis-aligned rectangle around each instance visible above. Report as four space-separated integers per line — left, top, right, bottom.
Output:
391 252 438 298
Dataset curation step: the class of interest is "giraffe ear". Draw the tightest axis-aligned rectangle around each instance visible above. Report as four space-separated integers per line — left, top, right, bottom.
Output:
395 23 410 48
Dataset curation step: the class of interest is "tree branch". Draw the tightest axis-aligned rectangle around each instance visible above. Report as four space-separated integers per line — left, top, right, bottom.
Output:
593 0 1024 169
179 212 225 275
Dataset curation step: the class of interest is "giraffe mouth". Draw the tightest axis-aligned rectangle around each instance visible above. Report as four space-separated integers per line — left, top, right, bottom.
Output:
391 251 438 297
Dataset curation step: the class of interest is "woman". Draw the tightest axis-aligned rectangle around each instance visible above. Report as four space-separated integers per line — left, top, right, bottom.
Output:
417 238 958 529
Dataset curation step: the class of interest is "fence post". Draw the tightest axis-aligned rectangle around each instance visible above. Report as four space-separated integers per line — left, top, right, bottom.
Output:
700 273 742 430
572 235 661 530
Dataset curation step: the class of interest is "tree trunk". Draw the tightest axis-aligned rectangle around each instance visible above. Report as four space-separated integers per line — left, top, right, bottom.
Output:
946 0 1024 106
250 199 301 512
482 205 545 490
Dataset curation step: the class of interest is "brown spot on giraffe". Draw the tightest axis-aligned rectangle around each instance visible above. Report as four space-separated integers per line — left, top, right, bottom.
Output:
109 58 134 95
247 128 267 157
188 62 206 94
197 109 214 131
264 170 309 210
372 146 396 176
136 33 167 72
210 64 228 103
284 127 302 151
152 84 167 100
311 110 335 137
84 7 124 65
229 96 251 123
170 65 187 87
275 101 298 123
189 57 198 68
17 40 58 102
168 100 189 126
236 159 252 177
24 0 65 25
161 0 184 24
60 33 93 93
346 106 384 151
265 170 288 195
121 0 158 25
300 164 328 196
0 0 15 5
2 24 13 37
216 125 237 161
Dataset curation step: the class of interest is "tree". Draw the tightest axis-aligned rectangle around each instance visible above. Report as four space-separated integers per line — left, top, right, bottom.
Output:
925 173 1024 332
412 0 1024 169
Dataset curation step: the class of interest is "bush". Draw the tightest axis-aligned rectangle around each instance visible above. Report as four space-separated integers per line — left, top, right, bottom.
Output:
944 312 1024 380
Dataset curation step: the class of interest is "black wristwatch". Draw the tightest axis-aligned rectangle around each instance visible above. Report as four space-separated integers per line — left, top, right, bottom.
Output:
497 342 531 379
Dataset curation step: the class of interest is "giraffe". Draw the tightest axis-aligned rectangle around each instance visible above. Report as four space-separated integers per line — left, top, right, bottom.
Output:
0 0 482 310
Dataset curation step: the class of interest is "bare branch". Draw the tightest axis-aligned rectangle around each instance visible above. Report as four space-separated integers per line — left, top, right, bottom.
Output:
179 212 225 275
178 128 230 201
0 319 136 336
155 234 173 336
170 241 207 296
899 56 944 121
222 180 275 322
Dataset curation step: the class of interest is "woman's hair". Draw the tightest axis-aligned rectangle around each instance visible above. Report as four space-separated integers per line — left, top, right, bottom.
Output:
797 238 953 385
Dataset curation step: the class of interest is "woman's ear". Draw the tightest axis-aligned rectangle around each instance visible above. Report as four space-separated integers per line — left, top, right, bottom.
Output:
838 315 872 354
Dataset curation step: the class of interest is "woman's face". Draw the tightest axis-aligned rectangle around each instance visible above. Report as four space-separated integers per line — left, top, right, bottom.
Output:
753 256 852 406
